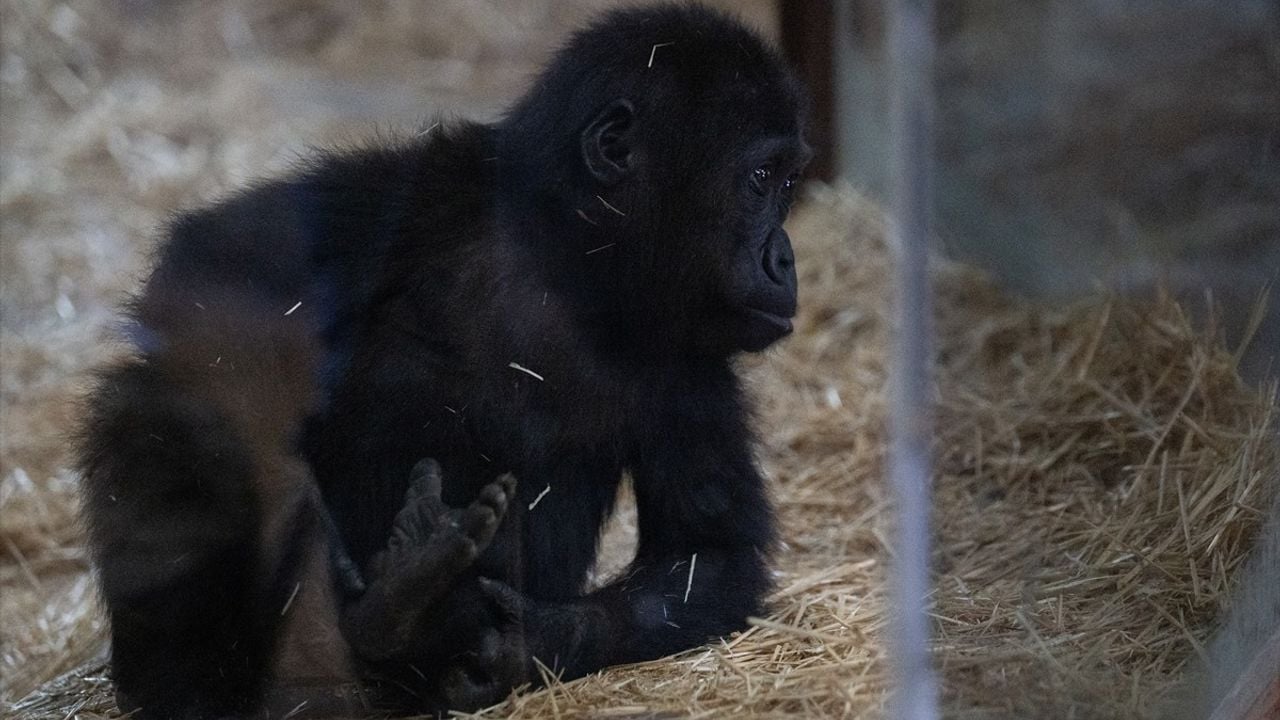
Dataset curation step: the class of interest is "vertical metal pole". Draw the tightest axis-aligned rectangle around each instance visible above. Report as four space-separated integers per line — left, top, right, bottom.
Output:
885 0 938 718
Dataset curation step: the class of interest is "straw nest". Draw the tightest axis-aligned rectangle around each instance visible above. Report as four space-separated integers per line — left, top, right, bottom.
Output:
5 184 1276 719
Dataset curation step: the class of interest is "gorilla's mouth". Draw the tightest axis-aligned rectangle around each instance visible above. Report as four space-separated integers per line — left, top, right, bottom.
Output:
742 305 794 336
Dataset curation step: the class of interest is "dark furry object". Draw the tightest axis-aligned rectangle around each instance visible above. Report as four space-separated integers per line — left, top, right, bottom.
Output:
76 4 810 717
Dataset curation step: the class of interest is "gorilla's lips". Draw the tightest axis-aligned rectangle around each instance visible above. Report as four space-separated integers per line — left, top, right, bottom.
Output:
743 305 794 336
736 304 795 351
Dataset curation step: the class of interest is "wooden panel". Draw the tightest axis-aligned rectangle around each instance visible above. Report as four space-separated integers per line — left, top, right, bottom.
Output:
779 1 837 182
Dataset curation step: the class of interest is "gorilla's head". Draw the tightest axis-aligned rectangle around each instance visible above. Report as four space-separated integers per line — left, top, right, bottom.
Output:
500 3 810 356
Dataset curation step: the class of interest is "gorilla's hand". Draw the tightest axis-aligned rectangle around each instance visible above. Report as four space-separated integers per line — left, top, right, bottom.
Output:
436 578 531 709
341 460 517 661
444 577 609 704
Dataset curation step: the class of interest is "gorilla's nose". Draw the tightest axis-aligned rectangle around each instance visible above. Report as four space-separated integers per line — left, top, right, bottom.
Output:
762 234 795 287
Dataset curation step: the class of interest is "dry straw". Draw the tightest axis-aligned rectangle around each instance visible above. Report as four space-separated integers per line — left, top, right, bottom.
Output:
7 185 1275 719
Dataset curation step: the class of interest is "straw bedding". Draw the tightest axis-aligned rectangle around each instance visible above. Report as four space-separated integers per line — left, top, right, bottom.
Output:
3 2 1277 718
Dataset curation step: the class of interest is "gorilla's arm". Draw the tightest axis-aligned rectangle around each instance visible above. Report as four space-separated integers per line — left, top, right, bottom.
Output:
511 371 774 679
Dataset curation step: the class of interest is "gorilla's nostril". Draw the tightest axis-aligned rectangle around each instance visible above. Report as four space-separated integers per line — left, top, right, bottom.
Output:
762 243 793 284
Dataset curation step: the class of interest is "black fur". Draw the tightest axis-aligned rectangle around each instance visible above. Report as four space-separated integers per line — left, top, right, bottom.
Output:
78 4 809 717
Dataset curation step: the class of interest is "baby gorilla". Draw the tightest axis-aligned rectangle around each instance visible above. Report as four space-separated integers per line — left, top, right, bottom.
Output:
78 3 809 717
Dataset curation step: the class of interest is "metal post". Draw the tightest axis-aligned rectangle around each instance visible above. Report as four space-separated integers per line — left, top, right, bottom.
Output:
885 0 938 718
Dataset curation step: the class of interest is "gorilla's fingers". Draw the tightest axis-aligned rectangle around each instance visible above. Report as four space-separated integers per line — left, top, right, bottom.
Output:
459 501 500 548
495 473 518 503
481 476 515 517
406 458 446 509
478 577 526 624
388 459 452 549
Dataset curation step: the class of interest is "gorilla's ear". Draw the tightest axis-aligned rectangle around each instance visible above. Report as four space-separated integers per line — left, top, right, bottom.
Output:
581 99 636 185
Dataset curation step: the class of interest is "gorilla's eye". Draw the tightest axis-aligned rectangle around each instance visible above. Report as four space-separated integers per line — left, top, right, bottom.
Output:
783 173 799 191
750 166 772 194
